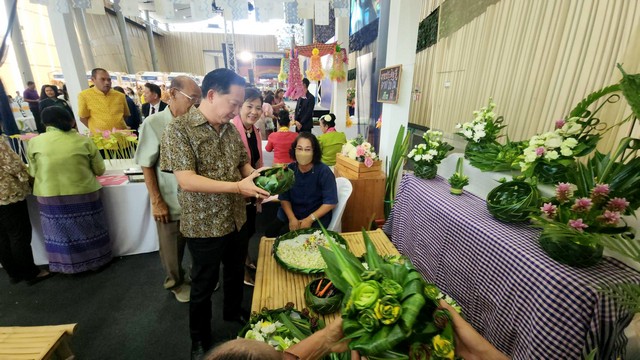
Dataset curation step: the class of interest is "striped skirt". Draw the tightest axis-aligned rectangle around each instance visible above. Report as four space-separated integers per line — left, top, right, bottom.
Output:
38 191 112 274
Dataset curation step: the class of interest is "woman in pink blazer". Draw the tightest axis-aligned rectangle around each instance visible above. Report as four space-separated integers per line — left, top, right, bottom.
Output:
232 87 264 286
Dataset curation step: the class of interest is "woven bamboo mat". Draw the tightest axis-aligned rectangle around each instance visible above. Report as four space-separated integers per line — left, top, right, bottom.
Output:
251 229 399 324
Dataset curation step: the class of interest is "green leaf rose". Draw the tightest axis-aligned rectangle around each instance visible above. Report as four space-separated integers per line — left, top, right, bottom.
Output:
351 280 382 310
357 309 380 332
381 278 403 298
431 334 455 360
374 295 402 325
424 284 441 301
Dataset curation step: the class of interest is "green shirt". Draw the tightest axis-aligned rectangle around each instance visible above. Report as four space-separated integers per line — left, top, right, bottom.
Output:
317 131 347 166
159 106 249 238
135 108 181 221
27 127 105 197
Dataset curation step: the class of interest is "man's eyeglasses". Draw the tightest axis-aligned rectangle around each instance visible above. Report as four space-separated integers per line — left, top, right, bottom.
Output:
176 89 200 104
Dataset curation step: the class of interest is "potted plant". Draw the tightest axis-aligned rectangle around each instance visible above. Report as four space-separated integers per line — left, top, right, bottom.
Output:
486 179 540 223
455 97 505 158
407 130 453 179
384 125 411 219
448 157 469 195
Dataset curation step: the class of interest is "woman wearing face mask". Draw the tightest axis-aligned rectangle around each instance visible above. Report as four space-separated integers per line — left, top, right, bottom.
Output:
232 87 264 286
265 133 338 237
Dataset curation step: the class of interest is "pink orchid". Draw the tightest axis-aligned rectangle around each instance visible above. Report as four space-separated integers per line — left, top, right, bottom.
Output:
571 197 593 212
540 203 557 218
102 130 112 139
597 210 621 225
555 119 566 129
555 182 574 202
356 146 365 157
606 197 629 212
568 218 589 232
591 183 610 200
364 157 374 168
535 147 545 156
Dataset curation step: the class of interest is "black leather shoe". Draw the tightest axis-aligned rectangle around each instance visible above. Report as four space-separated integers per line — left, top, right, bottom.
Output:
191 342 206 360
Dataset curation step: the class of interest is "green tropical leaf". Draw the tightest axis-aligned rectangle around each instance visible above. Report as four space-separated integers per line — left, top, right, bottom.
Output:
595 283 640 313
617 64 640 120
569 83 621 119
363 229 385 270
594 234 640 263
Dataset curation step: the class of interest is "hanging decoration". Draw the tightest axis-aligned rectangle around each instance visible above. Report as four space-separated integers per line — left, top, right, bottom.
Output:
329 44 347 82
278 50 290 82
284 49 305 100
306 48 325 82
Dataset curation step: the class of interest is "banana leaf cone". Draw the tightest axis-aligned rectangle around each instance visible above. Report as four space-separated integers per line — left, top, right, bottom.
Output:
254 166 295 195
486 180 540 222
304 278 344 314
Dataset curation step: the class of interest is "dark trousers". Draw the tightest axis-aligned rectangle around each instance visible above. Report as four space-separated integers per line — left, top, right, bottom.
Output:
187 230 246 346
0 200 40 281
30 106 45 133
264 211 332 238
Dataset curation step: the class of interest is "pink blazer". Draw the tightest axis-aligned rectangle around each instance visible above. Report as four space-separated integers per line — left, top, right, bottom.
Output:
232 116 263 169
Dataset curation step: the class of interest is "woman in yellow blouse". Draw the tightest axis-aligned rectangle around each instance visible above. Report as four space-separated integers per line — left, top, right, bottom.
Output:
0 139 51 284
27 107 112 274
317 113 347 166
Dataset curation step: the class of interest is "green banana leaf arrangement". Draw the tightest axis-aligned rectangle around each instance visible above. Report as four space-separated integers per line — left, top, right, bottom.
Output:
273 228 349 274
487 180 540 223
317 223 456 360
254 166 296 195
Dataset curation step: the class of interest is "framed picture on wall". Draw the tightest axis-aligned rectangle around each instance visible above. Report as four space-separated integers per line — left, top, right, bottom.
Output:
377 65 402 104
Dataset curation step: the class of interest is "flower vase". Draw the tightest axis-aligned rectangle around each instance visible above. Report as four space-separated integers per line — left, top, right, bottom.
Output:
538 228 603 268
450 187 464 195
533 162 571 184
414 163 438 179
464 141 490 159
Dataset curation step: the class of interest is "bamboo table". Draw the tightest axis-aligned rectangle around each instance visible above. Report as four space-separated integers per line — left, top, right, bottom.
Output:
0 324 77 360
251 229 399 324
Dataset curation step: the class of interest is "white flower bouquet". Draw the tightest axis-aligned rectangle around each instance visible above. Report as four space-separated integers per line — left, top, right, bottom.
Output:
455 98 505 143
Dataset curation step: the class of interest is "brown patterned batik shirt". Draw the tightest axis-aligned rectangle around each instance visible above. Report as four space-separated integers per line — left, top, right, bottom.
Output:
159 106 248 238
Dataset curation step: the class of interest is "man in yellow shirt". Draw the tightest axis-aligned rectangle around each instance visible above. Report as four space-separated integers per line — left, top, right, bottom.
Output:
78 68 130 133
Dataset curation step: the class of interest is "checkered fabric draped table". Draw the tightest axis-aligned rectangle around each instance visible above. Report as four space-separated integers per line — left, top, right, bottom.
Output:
383 174 640 359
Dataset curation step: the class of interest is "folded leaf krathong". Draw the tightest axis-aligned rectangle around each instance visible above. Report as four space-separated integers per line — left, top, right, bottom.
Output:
317 223 456 359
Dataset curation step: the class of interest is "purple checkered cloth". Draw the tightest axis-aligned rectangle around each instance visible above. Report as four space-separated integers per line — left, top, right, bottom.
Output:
384 174 640 359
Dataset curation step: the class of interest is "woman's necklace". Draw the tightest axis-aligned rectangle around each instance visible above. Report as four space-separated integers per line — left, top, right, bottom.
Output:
244 125 253 138
278 126 289 132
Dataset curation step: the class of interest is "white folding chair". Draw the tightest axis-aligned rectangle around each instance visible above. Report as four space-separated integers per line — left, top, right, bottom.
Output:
328 177 353 232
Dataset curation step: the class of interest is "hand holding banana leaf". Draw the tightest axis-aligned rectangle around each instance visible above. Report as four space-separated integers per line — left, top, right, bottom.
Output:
254 165 296 195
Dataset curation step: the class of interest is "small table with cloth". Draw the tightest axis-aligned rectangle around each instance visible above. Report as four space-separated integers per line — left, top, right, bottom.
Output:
384 173 640 359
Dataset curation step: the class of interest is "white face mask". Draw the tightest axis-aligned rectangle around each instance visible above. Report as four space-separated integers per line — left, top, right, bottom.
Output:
295 151 313 165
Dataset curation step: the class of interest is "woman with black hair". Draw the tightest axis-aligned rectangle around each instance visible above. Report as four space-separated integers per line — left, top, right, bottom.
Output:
265 133 338 237
27 106 112 274
265 109 298 165
317 113 347 166
39 84 74 119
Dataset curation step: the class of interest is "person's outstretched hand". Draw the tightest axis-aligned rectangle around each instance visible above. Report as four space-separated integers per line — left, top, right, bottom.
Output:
438 301 510 360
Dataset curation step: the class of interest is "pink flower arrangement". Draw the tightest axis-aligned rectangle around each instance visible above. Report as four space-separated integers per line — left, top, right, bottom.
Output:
341 135 379 167
540 181 629 233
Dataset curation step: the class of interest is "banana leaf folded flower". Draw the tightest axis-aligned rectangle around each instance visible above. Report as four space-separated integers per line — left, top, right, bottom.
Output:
254 166 296 195
318 224 460 360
